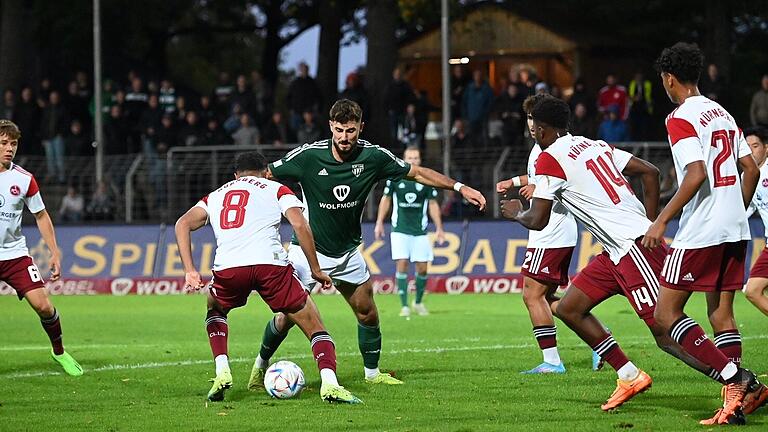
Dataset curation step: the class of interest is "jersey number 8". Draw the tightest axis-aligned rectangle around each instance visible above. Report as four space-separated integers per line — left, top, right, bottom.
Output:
220 190 250 229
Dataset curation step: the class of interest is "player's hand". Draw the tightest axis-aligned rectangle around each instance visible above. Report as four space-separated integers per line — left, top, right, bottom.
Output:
642 220 666 249
460 185 487 211
374 222 385 240
49 253 62 282
496 178 514 195
519 184 535 200
435 228 446 245
500 199 524 220
184 270 205 291
311 270 333 289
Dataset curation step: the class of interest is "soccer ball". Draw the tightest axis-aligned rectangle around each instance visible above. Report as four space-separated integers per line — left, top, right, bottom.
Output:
264 360 305 399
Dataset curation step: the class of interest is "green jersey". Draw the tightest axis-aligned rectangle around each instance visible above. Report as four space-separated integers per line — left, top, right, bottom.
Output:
270 139 411 257
383 179 438 236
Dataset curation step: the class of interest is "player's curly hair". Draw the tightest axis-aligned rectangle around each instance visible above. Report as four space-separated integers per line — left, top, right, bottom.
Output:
655 42 704 85
530 97 570 129
329 99 363 123
522 93 554 115
0 119 21 140
233 151 267 173
745 126 768 145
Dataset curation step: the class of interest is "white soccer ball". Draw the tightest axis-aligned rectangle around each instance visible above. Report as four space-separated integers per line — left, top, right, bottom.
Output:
264 360 305 399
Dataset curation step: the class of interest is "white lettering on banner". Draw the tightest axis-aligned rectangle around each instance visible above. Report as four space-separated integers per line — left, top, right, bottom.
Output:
136 280 184 295
111 278 134 296
46 280 97 296
445 276 470 294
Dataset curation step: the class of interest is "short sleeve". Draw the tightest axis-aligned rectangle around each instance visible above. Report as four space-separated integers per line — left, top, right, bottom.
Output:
23 176 45 213
383 180 394 196
532 175 566 201
270 145 309 181
375 147 411 181
612 148 633 172
736 129 751 160
194 195 209 215
429 187 438 200
666 118 705 167
276 185 304 215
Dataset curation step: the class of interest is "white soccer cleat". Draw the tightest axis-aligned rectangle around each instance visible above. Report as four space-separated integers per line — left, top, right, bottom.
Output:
399 306 411 317
412 302 429 316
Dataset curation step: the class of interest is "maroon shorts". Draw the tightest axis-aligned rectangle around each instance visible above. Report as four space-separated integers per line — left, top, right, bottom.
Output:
521 246 574 286
571 240 667 324
2 255 45 300
750 247 768 279
660 241 746 292
210 264 308 313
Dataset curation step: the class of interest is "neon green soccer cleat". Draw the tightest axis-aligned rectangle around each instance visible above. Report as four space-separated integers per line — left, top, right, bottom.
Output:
248 361 266 391
207 369 232 401
365 372 403 385
320 383 363 404
51 351 83 376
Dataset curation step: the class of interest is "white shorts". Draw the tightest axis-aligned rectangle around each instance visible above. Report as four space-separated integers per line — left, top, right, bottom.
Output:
390 232 434 262
287 244 371 288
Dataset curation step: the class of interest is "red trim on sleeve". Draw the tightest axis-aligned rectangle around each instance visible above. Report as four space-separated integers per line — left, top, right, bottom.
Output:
200 195 209 204
276 185 295 199
26 176 39 197
534 152 567 180
666 117 698 146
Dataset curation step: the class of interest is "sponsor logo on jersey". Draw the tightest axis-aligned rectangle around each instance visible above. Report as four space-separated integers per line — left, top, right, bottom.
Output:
404 192 417 204
9 185 20 196
352 164 364 177
540 266 550 274
682 272 695 282
318 168 328 176
0 194 4 207
333 185 351 202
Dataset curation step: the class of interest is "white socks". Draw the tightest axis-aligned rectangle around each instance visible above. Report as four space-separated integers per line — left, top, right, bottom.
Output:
542 348 562 366
721 362 738 381
320 368 339 386
255 354 268 370
617 362 640 382
364 367 380 379
215 354 229 374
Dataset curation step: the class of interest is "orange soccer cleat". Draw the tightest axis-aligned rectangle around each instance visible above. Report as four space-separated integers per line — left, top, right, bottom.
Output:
600 370 653 411
700 369 759 425
743 381 768 415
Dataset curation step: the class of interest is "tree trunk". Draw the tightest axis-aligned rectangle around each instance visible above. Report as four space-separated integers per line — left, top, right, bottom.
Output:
261 0 284 101
0 0 28 92
316 2 342 116
365 0 398 148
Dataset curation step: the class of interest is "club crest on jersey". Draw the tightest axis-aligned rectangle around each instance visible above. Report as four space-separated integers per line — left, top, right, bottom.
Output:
9 185 20 196
0 194 5 207
333 185 351 202
352 164 364 177
763 178 768 188
405 192 417 204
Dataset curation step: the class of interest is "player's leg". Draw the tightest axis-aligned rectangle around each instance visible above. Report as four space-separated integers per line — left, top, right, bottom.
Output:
707 291 740 367
249 312 295 390
395 259 410 317
205 291 233 401
24 288 83 376
744 277 768 316
521 276 564 373
413 261 429 315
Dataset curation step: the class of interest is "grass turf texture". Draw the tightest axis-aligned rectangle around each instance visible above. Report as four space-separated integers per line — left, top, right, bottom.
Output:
1 293 766 431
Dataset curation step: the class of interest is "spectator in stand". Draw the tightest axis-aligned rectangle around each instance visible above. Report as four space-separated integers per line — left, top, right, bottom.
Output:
450 65 469 121
494 83 524 147
203 118 230 146
385 67 414 146
89 80 115 123
124 77 148 149
113 89 126 113
568 78 593 116
155 114 177 149
87 180 115 221
451 118 469 148
412 89 437 144
296 110 322 144
339 72 370 122
139 94 162 136
214 71 234 118
198 95 216 124
751 74 768 127
597 105 629 142
39 91 68 183
262 111 288 146
58 186 84 223
462 69 494 145
13 87 42 155
397 103 421 148
1 89 15 119
597 73 629 120
250 70 272 126
37 78 52 108
699 63 726 104
231 113 259 146
286 62 321 133
64 119 90 156
105 105 129 154
516 68 537 97
75 71 90 99
230 74 254 119
570 103 595 138
222 104 243 134
535 81 550 95
551 86 563 100
628 72 654 140
65 81 89 126
159 79 177 114
178 111 204 146
175 95 189 124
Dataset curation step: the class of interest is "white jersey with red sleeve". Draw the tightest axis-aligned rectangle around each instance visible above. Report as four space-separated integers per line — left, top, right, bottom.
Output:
0 164 45 260
195 176 304 271
665 96 751 248
525 143 578 248
747 163 768 240
532 134 650 264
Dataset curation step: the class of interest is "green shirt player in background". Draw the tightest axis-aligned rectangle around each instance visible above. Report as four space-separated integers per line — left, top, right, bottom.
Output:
374 146 446 318
248 99 486 388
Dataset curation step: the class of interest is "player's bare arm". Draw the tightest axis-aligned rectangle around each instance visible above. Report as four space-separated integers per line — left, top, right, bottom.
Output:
642 160 706 248
427 200 446 244
175 206 208 290
284 207 332 289
622 156 661 220
374 195 392 240
406 165 487 211
738 154 759 209
33 209 62 281
496 174 529 195
500 197 553 231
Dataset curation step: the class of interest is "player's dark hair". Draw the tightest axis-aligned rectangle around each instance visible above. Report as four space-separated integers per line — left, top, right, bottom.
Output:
329 99 363 123
745 126 768 145
0 119 21 140
522 93 553 114
655 42 704 85
233 151 267 173
530 97 570 129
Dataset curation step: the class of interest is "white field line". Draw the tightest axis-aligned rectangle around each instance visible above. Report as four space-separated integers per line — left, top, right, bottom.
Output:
3 334 767 380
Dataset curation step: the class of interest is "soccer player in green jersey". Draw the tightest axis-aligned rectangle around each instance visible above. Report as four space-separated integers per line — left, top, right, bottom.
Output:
374 146 446 317
248 99 486 387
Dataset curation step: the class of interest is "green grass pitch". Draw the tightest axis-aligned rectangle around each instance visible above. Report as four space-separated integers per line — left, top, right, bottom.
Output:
2 293 766 431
